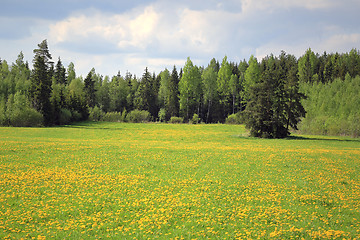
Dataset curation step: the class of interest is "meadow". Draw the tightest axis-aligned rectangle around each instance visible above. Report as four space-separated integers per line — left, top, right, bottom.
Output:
0 122 359 239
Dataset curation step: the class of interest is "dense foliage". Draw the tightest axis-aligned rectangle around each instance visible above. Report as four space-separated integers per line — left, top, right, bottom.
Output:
245 53 306 138
299 75 360 137
0 41 359 137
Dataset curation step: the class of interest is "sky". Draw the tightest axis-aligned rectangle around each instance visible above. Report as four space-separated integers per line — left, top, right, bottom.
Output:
1 0 360 77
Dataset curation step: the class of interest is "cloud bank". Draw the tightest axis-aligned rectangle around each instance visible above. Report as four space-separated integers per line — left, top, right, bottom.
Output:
0 0 359 77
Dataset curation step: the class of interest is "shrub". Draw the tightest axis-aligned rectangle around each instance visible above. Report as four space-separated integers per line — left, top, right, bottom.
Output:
169 116 183 124
225 114 238 124
121 109 127 122
158 108 166 122
103 112 122 122
59 108 72 125
89 106 104 121
9 108 43 127
225 112 246 124
0 100 7 126
71 111 82 122
126 110 151 123
191 113 200 124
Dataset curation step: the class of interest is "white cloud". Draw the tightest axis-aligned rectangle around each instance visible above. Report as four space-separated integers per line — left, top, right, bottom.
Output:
254 32 360 61
2 0 359 78
241 0 337 14
47 2 245 75
319 33 360 53
49 6 160 51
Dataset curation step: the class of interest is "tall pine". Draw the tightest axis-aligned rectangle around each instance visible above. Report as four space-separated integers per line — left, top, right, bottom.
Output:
30 39 53 126
168 66 180 118
84 68 96 108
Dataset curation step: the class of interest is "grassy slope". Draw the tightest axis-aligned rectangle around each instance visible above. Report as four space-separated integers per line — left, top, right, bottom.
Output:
0 122 359 239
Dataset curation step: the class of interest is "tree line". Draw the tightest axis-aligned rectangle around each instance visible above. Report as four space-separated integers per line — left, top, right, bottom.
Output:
299 75 360 137
0 40 359 137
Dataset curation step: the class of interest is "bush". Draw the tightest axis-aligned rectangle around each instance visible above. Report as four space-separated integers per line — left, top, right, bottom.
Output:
121 109 127 122
225 112 246 124
0 100 7 126
103 112 122 122
71 111 82 122
225 114 238 124
9 108 43 127
158 108 166 122
89 106 104 121
169 116 183 124
191 113 200 124
59 108 72 125
126 110 151 123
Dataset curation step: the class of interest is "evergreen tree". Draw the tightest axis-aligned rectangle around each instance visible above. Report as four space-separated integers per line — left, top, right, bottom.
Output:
151 73 161 118
54 57 67 85
168 66 180 118
30 40 53 126
245 54 305 138
298 48 318 83
347 49 360 78
84 68 96 108
135 68 155 116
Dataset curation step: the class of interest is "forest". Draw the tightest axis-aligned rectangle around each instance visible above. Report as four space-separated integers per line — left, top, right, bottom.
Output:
0 40 359 137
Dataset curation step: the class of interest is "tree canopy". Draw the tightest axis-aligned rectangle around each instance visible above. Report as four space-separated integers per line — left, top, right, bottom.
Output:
0 40 360 137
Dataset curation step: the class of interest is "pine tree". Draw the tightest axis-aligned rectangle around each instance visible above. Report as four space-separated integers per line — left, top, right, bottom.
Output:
245 54 305 138
168 66 179 118
84 69 96 108
30 40 53 126
282 53 306 132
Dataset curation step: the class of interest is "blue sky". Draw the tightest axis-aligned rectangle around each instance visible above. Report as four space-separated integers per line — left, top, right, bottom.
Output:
1 0 360 77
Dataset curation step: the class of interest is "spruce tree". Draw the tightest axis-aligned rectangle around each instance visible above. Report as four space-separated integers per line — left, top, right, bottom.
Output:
54 57 67 85
168 66 179 118
245 54 305 138
282 53 306 132
84 69 96 108
135 67 154 116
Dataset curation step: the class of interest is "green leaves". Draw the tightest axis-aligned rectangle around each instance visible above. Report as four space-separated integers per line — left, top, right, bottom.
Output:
179 57 202 121
245 53 306 138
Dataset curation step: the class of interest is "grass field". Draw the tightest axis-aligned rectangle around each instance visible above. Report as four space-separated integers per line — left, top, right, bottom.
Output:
0 122 360 239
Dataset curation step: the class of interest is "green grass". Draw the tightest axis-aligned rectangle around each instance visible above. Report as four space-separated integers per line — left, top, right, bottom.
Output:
1 122 360 239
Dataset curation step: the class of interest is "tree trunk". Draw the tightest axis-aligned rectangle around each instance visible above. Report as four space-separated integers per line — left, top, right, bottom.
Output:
206 99 211 123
